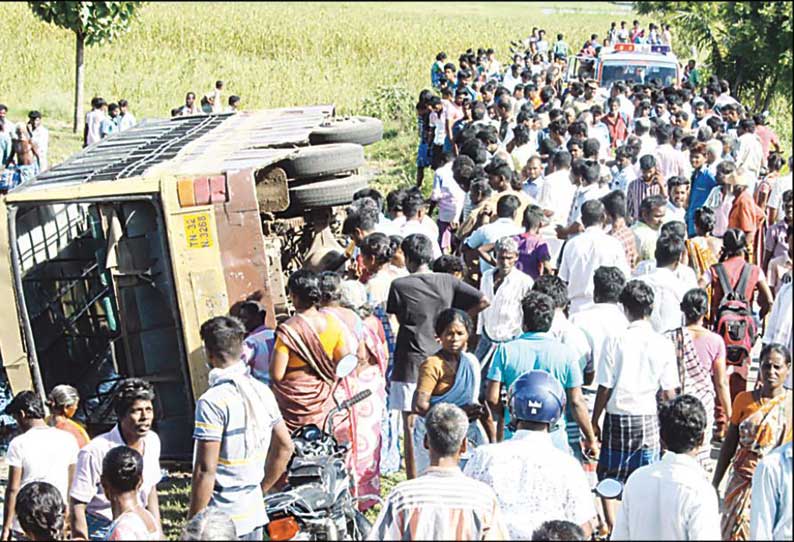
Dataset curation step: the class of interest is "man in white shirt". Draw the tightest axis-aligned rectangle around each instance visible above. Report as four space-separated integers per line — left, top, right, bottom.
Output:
475 236 534 362
400 190 441 259
767 157 792 224
2 391 79 540
117 99 137 131
538 151 576 264
521 155 545 200
465 370 596 540
26 111 48 172
613 395 721 541
638 233 697 333
751 440 792 541
654 123 690 180
558 200 630 314
750 371 792 541
634 118 657 161
592 280 679 531
735 118 764 184
570 265 629 394
538 150 576 230
83 97 107 147
70 379 163 540
762 281 792 349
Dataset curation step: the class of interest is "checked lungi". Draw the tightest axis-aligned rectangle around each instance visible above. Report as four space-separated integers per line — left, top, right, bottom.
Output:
597 413 661 484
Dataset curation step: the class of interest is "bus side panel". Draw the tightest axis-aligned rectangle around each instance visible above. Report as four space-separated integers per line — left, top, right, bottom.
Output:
160 178 229 399
215 169 275 328
0 203 33 393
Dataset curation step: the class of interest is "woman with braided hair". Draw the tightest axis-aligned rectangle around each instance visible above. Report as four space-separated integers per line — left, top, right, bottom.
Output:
101 446 161 540
15 482 65 541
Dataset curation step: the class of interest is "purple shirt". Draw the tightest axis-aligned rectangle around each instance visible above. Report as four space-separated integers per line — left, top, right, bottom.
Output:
242 325 276 384
514 232 551 279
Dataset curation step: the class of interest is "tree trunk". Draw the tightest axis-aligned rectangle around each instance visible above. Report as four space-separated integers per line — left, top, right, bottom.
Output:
761 70 780 112
73 31 85 134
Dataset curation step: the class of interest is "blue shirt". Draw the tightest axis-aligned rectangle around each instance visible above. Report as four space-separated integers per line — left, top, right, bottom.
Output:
465 217 523 273
687 166 717 236
99 117 118 138
243 326 276 385
486 331 583 450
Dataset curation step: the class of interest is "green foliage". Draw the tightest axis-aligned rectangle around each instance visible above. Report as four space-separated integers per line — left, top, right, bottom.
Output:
636 1 793 111
27 1 142 44
361 85 414 126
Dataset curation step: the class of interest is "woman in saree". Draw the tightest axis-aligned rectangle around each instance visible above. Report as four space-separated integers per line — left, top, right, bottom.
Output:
411 309 494 475
686 207 721 284
359 232 406 474
338 280 389 509
317 272 380 505
712 343 792 541
270 269 350 432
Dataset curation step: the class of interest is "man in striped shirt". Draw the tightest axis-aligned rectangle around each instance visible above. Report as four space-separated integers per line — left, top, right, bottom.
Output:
369 404 507 541
626 154 666 222
188 316 294 541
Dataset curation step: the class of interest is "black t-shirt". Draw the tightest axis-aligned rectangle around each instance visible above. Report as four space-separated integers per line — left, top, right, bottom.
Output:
386 272 483 383
539 136 560 158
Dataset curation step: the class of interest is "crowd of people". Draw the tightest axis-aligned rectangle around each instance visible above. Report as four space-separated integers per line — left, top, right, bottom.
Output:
1 19 792 542
0 105 50 191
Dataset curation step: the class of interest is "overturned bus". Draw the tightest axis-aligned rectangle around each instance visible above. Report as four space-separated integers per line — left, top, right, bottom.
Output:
0 106 381 458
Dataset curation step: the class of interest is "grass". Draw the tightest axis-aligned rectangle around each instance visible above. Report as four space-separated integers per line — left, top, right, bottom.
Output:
0 1 789 538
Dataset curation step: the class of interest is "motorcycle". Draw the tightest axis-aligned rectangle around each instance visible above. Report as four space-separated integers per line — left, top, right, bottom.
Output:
265 355 380 541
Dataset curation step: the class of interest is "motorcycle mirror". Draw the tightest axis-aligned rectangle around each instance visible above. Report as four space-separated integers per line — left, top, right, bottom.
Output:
335 354 358 379
594 478 623 499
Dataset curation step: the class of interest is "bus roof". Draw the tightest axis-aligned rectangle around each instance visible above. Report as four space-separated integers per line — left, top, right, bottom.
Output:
14 105 334 194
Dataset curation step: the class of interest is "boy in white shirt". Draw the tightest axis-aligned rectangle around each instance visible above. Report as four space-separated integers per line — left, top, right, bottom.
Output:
431 155 468 253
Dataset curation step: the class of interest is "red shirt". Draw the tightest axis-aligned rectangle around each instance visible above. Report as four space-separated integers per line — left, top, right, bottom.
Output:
729 189 763 239
603 113 628 148
754 124 779 159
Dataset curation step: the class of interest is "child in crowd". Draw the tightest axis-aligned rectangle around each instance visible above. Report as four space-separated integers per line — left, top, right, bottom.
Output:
101 446 162 541
514 205 552 279
236 300 276 385
388 234 406 271
415 90 435 188
15 482 65 541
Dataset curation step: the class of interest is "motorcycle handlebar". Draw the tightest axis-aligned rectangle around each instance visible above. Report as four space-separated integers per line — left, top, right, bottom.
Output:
339 389 372 411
